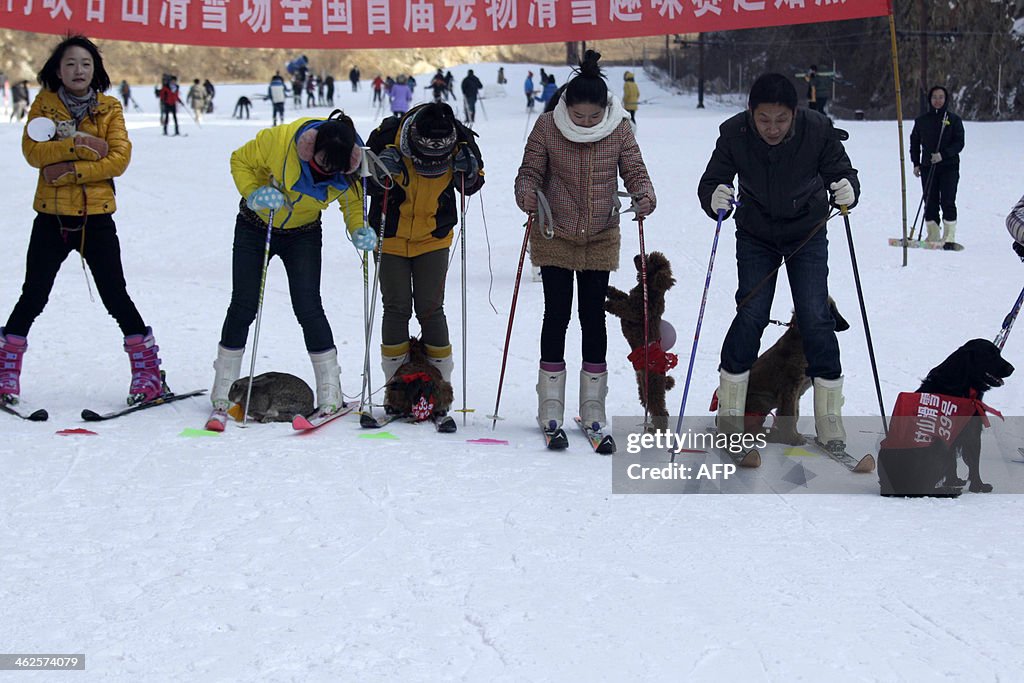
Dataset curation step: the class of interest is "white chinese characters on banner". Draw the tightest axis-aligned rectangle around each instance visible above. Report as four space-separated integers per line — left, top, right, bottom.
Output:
610 0 640 21
201 0 227 31
774 0 806 8
734 0 764 10
652 0 682 20
366 0 391 33
122 0 149 24
404 0 435 32
239 0 270 31
281 0 312 32
159 0 188 29
323 0 353 33
43 0 71 19
527 0 555 28
570 0 594 25
444 0 476 31
691 0 720 17
87 0 104 21
484 0 515 30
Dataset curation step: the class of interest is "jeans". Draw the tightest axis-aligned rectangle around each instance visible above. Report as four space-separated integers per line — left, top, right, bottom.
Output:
219 215 334 352
721 228 840 379
5 213 146 337
540 267 610 365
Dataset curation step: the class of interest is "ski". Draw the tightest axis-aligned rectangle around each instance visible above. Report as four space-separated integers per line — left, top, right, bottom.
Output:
292 403 356 431
809 436 876 473
574 417 616 454
539 419 569 450
81 389 206 422
433 413 457 433
717 444 761 468
0 396 48 422
359 410 403 429
705 428 760 467
888 238 964 251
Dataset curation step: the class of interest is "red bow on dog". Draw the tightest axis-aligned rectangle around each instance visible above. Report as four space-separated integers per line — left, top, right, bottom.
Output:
627 340 678 374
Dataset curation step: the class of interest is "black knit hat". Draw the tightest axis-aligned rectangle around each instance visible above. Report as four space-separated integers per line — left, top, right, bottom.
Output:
409 103 457 159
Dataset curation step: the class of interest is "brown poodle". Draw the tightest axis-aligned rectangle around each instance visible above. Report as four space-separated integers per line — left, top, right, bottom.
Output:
385 337 454 420
606 252 677 429
744 298 849 444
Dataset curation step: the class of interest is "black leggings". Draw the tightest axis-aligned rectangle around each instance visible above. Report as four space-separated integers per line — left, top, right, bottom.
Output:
922 163 959 223
5 213 146 337
539 267 609 365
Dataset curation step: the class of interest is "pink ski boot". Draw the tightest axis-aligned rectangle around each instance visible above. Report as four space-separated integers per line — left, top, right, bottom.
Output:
123 328 164 405
0 328 28 402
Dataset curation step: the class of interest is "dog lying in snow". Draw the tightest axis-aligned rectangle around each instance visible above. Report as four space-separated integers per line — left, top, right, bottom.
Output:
228 372 314 422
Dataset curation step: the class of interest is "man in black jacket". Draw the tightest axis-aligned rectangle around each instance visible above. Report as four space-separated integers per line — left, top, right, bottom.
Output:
460 69 483 123
697 73 859 450
910 86 965 246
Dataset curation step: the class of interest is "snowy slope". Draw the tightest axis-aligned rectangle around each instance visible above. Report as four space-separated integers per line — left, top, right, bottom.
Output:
1 63 1023 680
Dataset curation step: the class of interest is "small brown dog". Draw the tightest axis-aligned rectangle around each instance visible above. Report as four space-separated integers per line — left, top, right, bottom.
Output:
745 298 850 444
385 337 454 419
606 252 677 429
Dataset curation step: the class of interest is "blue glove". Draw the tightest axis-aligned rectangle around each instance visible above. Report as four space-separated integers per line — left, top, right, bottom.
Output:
377 147 405 177
453 147 479 183
351 226 377 252
247 185 286 210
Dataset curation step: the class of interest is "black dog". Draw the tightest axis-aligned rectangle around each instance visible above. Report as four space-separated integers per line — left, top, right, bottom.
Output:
878 339 1014 496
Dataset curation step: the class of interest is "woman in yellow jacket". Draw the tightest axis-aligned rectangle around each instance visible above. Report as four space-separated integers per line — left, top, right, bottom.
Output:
623 71 640 124
207 110 371 430
1 35 165 407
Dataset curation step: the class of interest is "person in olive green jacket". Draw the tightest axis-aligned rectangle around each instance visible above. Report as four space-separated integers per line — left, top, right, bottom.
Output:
2 35 165 408
207 110 374 430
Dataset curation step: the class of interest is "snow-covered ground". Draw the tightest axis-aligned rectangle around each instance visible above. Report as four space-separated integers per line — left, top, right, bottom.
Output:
2 62 1024 680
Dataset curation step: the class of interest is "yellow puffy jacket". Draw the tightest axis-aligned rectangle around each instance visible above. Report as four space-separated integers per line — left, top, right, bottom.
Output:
230 117 363 232
623 75 640 112
23 90 130 216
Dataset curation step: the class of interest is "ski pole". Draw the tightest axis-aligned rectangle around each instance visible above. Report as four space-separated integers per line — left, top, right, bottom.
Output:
489 213 533 429
358 146 373 412
841 205 888 436
242 186 278 426
673 207 726 456
994 282 1024 350
458 171 469 425
912 111 948 241
638 215 650 429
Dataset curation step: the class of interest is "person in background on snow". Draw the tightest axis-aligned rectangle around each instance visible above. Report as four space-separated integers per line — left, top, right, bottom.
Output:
118 79 130 108
202 79 215 113
698 73 859 450
536 75 558 107
910 85 965 247
268 71 288 126
349 66 360 92
524 71 535 111
460 69 483 123
1 35 166 407
514 50 656 439
187 78 207 123
157 74 181 135
389 74 413 118
10 79 30 122
622 71 639 124
372 74 385 105
207 109 374 430
366 102 484 426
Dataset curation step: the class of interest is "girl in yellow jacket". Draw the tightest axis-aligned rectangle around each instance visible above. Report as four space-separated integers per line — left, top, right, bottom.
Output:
1 35 165 407
207 110 371 430
623 71 639 123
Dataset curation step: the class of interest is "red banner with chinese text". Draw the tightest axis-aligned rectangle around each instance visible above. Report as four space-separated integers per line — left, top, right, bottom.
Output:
0 0 891 50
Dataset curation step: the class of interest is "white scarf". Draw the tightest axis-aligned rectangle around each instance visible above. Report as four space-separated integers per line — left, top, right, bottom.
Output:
552 94 628 143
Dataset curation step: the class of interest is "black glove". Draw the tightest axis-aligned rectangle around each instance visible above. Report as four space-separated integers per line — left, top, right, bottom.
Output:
453 146 479 186
1013 240 1024 263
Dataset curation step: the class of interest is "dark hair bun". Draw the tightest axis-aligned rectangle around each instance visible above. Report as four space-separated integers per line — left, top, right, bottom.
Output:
579 49 602 78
